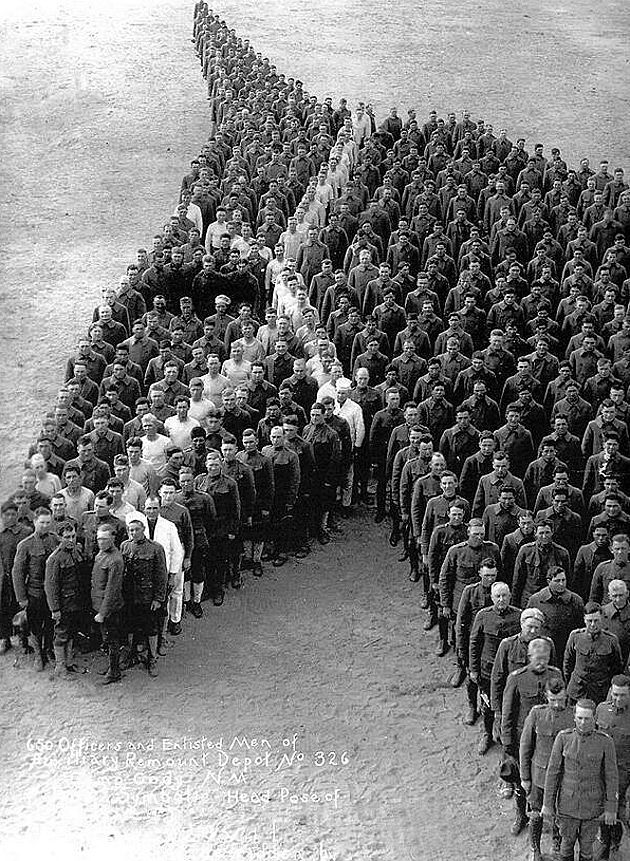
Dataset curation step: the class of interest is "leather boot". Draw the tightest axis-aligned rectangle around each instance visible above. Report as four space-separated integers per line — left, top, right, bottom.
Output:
462 678 478 724
65 639 78 672
31 637 45 671
434 616 450 656
53 645 72 679
510 788 528 836
147 636 159 677
102 645 122 685
423 602 438 630
528 813 543 861
478 709 494 755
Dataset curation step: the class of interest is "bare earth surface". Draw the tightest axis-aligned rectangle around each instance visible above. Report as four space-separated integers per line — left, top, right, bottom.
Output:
0 1 629 859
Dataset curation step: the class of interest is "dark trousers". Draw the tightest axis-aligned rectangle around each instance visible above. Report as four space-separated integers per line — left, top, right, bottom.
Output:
374 459 387 515
0 575 17 639
26 595 53 654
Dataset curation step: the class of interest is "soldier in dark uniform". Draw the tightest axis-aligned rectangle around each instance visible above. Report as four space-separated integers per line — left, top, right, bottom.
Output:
564 602 623 704
0 500 32 655
469 582 521 755
399 436 433 584
220 435 256 587
12 507 58 670
121 512 168 677
44 520 83 678
501 638 564 836
283 416 315 557
543 698 618 861
440 519 501 658
261 426 300 566
237 429 274 576
302 402 341 544
454 559 497 721
369 388 404 523
91 522 125 684
194 450 240 606
594 675 630 860
520 677 573 861
176 467 216 617
512 520 572 607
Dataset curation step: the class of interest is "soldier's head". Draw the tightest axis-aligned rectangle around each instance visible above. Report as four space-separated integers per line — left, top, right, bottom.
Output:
479 559 498 589
447 502 465 527
546 566 567 595
610 675 630 712
574 699 597 734
608 579 629 610
611 532 629 563
96 523 116 552
430 452 446 478
593 524 610 548
440 471 457 498
205 450 223 477
498 485 516 511
491 581 510 611
144 498 160 523
527 637 552 672
467 518 484 547
479 432 495 457
534 520 553 546
545 676 567 711
178 468 195 495
127 513 148 540
492 452 509 478
520 607 544 641
584 602 602 636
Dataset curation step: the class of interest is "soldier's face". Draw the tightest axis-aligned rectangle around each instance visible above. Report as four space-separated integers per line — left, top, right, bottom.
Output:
128 522 145 541
521 619 542 640
574 705 595 734
611 685 630 711
491 585 510 610
479 566 497 589
546 690 567 711
584 612 602 636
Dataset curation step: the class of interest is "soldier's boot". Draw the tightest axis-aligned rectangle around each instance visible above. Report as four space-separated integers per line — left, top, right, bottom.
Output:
147 636 159 678
52 645 73 679
31 636 45 671
528 812 543 861
510 788 528 836
462 678 478 724
434 616 450 656
423 591 438 630
419 567 431 608
102 645 122 685
478 709 494 755
65 639 78 672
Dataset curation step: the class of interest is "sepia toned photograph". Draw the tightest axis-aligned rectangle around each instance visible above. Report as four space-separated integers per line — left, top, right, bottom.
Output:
1 1 629 859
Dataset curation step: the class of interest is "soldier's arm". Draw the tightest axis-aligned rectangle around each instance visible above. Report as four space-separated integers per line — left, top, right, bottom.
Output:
500 674 519 754
410 481 424 542
563 632 576 682
469 613 483 679
471 478 485 519
152 544 168 605
490 642 508 713
542 733 565 816
512 548 526 607
438 549 454 609
602 734 619 818
519 709 537 785
11 541 29 607
455 588 471 657
44 553 61 615
420 500 434 557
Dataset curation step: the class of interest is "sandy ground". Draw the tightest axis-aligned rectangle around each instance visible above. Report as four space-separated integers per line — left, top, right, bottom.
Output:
0 1 629 859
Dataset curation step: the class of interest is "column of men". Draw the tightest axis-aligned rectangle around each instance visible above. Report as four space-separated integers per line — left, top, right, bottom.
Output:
0 3 628 852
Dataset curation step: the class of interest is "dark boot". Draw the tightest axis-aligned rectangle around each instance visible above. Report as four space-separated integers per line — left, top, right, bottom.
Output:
102 645 121 685
423 601 438 630
528 812 543 861
434 616 450 656
53 645 68 678
478 709 494 755
462 677 478 724
510 788 528 836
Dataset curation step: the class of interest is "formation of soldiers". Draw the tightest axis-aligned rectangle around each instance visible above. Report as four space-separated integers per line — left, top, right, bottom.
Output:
1 3 630 857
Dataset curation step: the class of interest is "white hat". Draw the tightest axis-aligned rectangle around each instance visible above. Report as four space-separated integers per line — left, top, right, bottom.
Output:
125 511 148 531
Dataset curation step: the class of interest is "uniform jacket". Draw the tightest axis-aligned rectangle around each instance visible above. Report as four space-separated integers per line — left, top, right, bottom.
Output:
520 703 574 789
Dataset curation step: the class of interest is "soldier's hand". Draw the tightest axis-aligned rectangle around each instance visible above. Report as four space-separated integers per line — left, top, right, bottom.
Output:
183 558 191 571
442 607 452 620
422 553 428 566
52 611 61 623
540 805 553 820
469 671 479 684
150 600 161 612
94 613 104 624
401 513 408 523
520 779 531 795
19 601 28 609
602 811 616 826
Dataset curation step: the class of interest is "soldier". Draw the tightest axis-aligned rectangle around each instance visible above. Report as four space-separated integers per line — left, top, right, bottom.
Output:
12 507 58 670
221 434 256 585
543 699 618 861
121 511 168 677
564 602 623 704
439 519 501 658
594 675 630 860
601 579 630 665
44 521 83 679
589 533 630 604
237 429 274 574
261 426 300 565
469 581 521 755
0 500 32 656
158 479 194 631
454 559 497 720
427 502 468 631
512 519 572 607
527 565 585 661
91 522 125 684
520 677 573 861
302 402 341 543
195 449 240 606
176 467 216 617
501 638 564 836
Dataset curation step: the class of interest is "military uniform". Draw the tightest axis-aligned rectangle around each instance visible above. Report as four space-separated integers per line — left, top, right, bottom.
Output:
91 544 125 682
595 699 630 856
544 726 618 860
12 531 59 667
512 541 572 608
564 628 623 704
456 580 493 719
194 472 240 601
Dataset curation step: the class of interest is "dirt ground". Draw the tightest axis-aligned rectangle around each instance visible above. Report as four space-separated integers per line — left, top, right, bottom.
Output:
0 1 629 859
